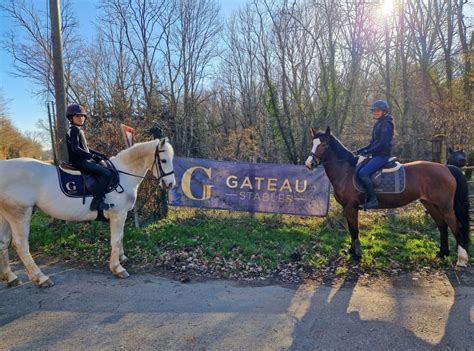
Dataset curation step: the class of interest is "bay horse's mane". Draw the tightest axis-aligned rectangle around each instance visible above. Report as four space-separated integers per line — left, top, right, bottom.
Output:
324 133 357 167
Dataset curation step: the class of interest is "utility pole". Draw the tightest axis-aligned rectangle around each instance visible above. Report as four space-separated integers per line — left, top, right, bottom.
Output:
47 101 57 164
49 0 68 163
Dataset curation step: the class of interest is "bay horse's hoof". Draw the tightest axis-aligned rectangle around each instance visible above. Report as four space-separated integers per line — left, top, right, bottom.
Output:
437 251 449 259
7 277 22 288
349 240 362 259
39 278 55 288
115 270 130 279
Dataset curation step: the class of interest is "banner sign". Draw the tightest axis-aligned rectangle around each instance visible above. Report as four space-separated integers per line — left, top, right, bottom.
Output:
169 157 330 216
120 124 135 148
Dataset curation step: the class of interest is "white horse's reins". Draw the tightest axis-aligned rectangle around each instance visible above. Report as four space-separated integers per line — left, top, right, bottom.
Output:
115 145 174 183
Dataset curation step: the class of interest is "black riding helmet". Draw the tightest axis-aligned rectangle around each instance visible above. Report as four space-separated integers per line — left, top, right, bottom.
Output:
66 104 87 122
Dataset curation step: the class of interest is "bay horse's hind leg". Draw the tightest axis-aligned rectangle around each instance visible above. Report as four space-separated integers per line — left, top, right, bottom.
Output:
6 206 54 288
0 215 21 287
440 206 469 267
420 200 449 258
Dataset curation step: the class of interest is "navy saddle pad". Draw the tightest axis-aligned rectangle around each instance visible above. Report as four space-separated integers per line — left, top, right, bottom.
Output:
353 157 406 194
56 162 117 198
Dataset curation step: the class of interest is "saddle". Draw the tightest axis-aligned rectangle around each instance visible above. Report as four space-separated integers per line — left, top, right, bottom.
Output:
57 160 121 200
353 156 406 194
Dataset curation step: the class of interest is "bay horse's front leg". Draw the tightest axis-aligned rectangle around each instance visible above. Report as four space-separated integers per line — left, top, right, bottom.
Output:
344 204 362 259
109 212 129 278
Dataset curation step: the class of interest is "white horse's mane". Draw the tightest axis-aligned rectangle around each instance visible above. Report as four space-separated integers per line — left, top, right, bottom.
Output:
114 138 174 160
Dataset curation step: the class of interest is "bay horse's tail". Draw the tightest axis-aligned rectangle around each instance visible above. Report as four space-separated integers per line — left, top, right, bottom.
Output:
447 165 470 249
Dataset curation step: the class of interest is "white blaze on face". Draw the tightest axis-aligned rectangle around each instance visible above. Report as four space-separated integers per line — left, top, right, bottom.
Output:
456 246 468 267
305 138 321 169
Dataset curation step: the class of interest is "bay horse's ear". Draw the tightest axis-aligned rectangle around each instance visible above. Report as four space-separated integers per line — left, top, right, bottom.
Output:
310 128 316 138
325 126 331 135
448 147 453 154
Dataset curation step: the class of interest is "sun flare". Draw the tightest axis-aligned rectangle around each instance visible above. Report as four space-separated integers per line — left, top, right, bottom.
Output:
382 0 394 15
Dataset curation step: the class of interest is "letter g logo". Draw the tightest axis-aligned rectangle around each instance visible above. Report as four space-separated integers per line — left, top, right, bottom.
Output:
181 166 213 200
66 181 77 192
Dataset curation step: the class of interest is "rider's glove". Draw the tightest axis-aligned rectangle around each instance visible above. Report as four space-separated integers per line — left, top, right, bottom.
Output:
92 155 102 163
94 151 107 159
356 148 369 157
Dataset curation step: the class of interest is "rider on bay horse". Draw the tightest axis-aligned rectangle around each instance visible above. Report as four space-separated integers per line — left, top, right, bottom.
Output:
356 100 395 209
66 104 115 211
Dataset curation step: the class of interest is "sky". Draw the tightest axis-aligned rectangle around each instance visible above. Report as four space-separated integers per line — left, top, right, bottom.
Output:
0 0 245 141
1 0 472 143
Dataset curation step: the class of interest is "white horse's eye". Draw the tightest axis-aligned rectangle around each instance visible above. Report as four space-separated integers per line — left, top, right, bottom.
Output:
161 159 167 163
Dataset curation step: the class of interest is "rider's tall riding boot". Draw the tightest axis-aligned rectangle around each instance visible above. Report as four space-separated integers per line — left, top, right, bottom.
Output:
90 197 113 211
90 178 114 211
359 176 379 209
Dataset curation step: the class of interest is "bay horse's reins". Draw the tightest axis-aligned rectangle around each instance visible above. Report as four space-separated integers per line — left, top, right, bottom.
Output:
310 151 354 166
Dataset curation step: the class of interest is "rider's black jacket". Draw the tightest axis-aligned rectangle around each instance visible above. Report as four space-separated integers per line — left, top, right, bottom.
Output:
66 125 105 166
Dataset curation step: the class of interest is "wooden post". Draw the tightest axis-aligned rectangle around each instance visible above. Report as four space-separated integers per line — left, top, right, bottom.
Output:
49 0 68 164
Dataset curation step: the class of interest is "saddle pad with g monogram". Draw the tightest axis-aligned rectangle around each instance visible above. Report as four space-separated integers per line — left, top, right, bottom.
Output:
56 167 94 198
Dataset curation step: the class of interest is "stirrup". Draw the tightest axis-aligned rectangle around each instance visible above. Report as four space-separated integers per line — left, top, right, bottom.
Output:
90 199 114 211
360 198 379 210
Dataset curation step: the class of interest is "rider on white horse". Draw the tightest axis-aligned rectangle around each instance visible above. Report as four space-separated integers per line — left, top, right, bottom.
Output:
66 104 114 211
0 131 175 287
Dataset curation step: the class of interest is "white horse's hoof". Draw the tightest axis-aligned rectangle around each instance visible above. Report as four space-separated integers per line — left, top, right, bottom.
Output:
115 270 130 279
7 277 22 288
39 278 55 288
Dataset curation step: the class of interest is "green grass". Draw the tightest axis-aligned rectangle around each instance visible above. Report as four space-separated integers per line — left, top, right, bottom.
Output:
27 199 473 278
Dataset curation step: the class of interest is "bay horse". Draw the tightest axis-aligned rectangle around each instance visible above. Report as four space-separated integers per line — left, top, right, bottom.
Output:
305 127 470 267
0 138 175 288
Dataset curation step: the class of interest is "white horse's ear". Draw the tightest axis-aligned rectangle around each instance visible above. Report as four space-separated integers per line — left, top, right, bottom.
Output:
310 128 316 138
160 137 168 147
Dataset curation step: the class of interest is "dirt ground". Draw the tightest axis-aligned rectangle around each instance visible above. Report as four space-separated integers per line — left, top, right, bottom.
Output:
1 261 473 350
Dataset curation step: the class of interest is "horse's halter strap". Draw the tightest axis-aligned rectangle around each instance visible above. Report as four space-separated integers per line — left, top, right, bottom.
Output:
151 145 175 181
310 140 326 165
310 151 321 165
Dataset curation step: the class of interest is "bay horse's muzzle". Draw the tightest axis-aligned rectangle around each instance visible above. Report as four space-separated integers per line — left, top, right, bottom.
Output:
305 153 319 170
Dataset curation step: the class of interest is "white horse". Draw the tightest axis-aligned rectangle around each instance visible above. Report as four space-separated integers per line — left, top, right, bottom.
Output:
0 138 175 288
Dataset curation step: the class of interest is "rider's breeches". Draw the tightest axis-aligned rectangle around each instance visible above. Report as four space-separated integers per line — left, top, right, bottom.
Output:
358 156 389 178
73 160 113 199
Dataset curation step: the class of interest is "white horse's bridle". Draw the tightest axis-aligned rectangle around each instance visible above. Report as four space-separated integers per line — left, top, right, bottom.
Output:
115 143 174 187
